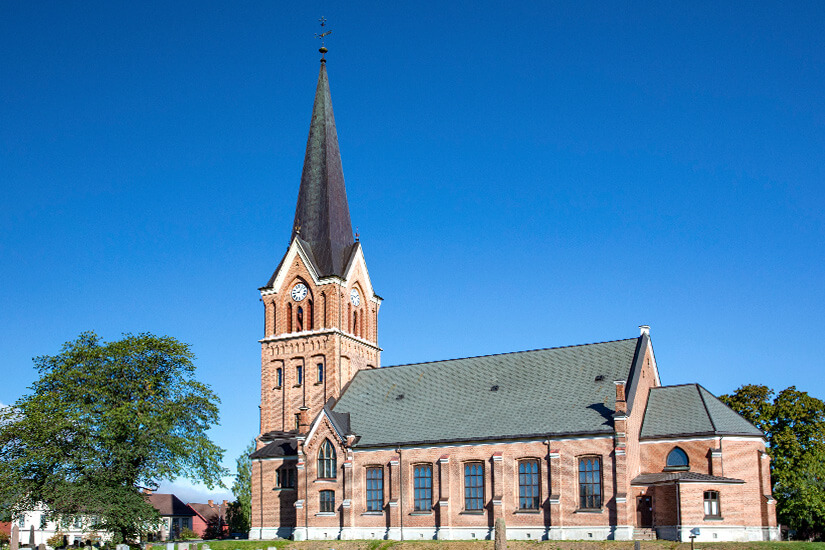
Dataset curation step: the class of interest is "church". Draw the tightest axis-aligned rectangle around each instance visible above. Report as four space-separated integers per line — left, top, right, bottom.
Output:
248 51 779 543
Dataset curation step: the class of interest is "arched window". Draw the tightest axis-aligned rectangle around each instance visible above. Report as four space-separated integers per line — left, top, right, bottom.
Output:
665 447 689 470
318 439 336 479
317 362 324 383
297 306 304 331
353 311 358 337
308 300 314 330
276 368 283 388
287 303 293 333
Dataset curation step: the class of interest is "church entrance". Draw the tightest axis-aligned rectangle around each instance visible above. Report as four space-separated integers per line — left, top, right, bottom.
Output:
637 495 653 527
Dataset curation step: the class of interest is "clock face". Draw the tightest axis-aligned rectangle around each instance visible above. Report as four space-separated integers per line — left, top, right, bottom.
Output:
350 288 361 306
291 283 308 301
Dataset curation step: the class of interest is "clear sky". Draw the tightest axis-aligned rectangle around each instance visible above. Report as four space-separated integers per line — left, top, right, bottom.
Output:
2 2 823 503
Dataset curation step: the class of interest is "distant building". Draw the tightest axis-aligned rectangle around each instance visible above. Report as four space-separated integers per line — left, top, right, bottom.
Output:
11 509 109 547
187 500 228 539
248 54 779 543
146 494 196 541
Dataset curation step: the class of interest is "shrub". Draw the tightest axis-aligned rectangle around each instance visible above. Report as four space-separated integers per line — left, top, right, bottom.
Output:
0 531 10 546
178 528 198 540
46 532 66 548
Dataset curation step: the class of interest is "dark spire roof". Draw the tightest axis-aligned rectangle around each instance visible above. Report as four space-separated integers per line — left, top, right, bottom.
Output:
292 62 354 277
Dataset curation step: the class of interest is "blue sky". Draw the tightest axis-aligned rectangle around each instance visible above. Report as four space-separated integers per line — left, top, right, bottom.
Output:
2 2 823 503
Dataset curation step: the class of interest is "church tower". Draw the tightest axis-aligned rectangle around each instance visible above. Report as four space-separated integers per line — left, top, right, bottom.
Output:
258 55 381 437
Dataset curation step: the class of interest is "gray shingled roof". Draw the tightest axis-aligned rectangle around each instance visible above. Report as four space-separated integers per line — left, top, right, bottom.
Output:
640 384 763 439
332 338 640 447
632 472 744 485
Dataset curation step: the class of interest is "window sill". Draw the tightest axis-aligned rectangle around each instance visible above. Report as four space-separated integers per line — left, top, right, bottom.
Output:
514 510 541 514
704 516 724 521
273 487 296 491
663 466 689 472
314 382 323 386
574 508 603 514
460 511 485 515
361 512 384 516
293 384 302 388
315 512 336 517
314 478 337 483
409 511 432 516
274 386 282 390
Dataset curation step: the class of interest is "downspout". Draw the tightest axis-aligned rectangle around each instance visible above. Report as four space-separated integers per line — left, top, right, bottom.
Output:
676 481 682 540
397 448 404 541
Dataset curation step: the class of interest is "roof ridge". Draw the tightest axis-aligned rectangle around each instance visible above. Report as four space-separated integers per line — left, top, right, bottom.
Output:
649 383 704 390
377 337 640 370
695 383 718 432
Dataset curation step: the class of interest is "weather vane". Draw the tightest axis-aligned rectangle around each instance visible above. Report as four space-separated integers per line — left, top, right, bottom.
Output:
315 16 332 61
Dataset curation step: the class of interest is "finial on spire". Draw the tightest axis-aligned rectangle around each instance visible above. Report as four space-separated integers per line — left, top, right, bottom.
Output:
294 220 302 236
355 226 360 242
315 16 332 62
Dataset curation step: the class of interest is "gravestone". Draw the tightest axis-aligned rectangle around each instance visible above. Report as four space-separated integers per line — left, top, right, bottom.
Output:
166 543 175 550
202 545 210 550
11 525 19 550
29 526 35 546
179 544 189 550
37 544 46 550
494 518 506 550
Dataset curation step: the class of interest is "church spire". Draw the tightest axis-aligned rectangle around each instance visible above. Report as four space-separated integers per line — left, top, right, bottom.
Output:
292 57 355 277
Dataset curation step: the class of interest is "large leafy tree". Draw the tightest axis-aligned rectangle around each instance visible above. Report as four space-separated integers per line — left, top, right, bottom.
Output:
0 332 227 542
226 440 255 535
721 384 825 540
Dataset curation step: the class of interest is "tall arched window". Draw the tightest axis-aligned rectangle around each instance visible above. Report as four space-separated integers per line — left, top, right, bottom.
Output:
287 303 293 333
353 311 358 337
271 303 277 335
665 447 689 470
297 306 304 331
318 439 336 479
308 300 314 330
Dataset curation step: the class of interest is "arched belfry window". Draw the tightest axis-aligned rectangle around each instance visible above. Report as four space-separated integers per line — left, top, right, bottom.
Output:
665 447 689 471
287 303 293 333
318 439 337 479
353 311 358 337
308 300 314 330
297 306 304 332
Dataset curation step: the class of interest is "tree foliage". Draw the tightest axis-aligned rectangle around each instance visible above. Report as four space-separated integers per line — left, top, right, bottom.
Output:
721 384 825 540
0 332 227 543
226 440 255 535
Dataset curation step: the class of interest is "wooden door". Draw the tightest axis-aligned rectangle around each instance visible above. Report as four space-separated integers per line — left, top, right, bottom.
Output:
637 495 653 527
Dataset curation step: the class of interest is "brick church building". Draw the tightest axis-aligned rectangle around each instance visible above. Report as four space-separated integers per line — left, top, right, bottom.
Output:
248 54 779 543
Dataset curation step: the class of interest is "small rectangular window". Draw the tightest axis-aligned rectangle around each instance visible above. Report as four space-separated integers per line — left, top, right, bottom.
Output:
276 367 283 387
518 459 540 510
413 464 433 511
704 490 720 518
276 467 296 489
320 490 335 513
318 362 324 383
578 456 602 509
464 462 484 511
296 365 303 385
295 413 301 431
366 467 383 511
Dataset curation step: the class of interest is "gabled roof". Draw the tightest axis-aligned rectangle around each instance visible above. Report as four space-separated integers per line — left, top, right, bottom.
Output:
146 494 196 517
290 61 354 278
640 383 764 439
332 338 640 447
187 502 223 522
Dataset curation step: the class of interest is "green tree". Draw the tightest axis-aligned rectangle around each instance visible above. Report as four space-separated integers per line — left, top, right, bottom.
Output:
721 384 825 540
0 332 227 543
226 440 255 535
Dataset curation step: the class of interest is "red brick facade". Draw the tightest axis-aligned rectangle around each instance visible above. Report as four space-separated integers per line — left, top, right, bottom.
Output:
250 245 777 542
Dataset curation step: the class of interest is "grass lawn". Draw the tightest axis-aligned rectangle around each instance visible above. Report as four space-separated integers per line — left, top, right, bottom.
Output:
150 540 825 550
